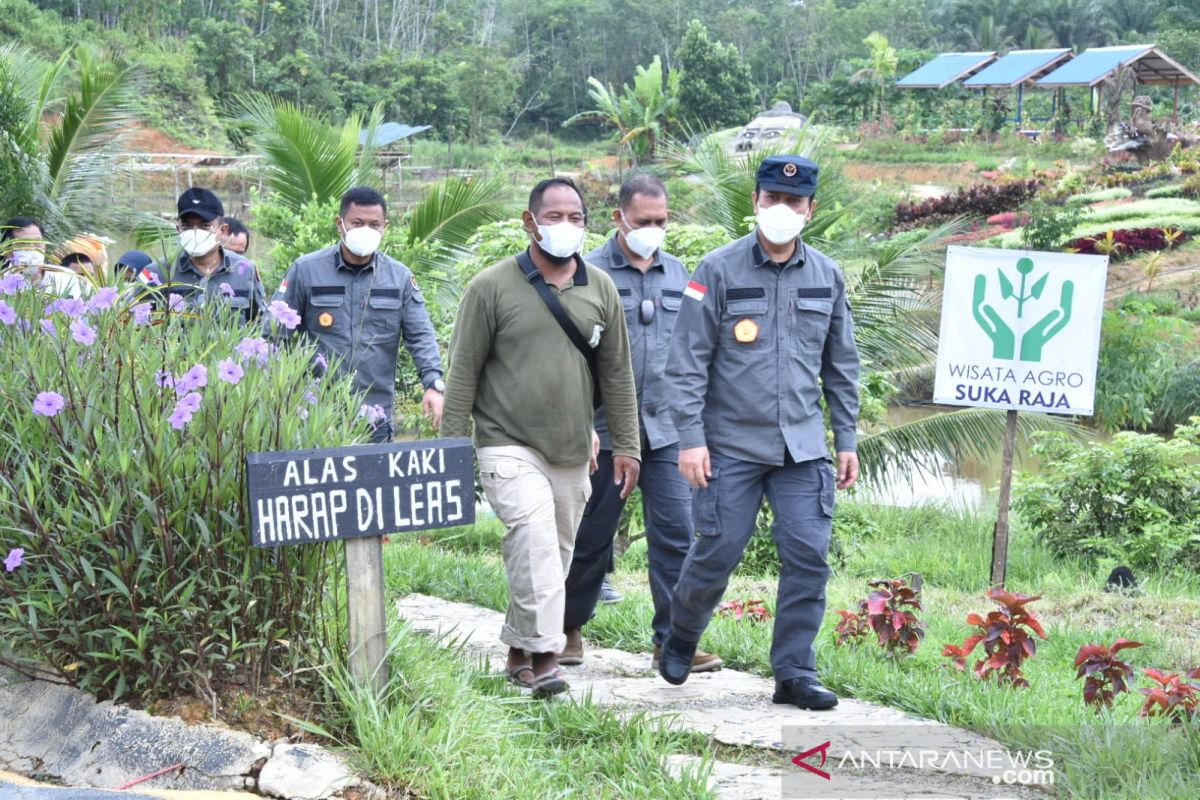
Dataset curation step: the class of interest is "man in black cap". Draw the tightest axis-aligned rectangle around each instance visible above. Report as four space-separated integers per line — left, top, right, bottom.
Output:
155 187 265 320
658 155 860 710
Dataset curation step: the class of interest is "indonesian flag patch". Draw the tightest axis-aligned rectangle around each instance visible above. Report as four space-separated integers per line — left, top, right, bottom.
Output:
684 280 707 301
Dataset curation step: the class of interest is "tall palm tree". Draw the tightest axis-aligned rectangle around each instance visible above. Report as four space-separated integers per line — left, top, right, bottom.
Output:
0 44 139 237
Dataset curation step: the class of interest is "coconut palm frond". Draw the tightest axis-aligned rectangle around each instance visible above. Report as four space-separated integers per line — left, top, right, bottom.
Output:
858 407 1087 486
404 175 516 250
353 102 386 190
44 48 136 192
231 94 364 210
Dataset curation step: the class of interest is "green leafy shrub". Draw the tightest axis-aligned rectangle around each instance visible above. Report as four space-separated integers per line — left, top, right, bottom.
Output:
1013 426 1200 573
1092 307 1196 432
0 278 367 701
1019 200 1084 250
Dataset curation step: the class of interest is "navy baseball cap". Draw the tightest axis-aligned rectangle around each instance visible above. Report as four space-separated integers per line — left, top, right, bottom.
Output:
115 249 153 274
177 187 224 221
756 155 818 197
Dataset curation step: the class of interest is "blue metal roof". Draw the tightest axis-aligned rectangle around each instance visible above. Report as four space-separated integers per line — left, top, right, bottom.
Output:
963 49 1073 88
360 122 432 148
897 52 997 89
1038 45 1199 87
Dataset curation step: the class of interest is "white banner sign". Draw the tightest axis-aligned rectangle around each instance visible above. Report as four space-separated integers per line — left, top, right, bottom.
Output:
933 246 1108 415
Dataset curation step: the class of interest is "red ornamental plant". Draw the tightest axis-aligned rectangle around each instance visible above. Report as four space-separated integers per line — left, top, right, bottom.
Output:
717 599 772 622
834 578 925 655
1075 638 1144 711
1138 667 1200 722
941 589 1047 688
834 609 870 646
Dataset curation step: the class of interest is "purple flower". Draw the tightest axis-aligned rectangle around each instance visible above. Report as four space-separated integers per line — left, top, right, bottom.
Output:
218 358 244 385
39 319 57 338
176 392 203 414
219 282 234 298
167 293 185 313
46 298 88 318
4 548 23 572
297 406 309 420
168 407 193 430
358 404 387 425
155 369 175 389
131 303 152 325
0 300 15 326
69 319 95 346
267 300 301 330
235 337 270 367
173 364 208 394
303 390 317 406
87 287 119 311
237 261 251 276
0 273 26 294
33 391 65 417
314 351 328 371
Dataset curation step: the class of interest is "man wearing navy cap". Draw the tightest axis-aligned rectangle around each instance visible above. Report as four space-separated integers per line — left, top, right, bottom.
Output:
154 187 265 321
659 155 860 710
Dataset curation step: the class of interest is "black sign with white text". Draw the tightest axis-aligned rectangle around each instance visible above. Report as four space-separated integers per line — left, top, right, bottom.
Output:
247 438 475 548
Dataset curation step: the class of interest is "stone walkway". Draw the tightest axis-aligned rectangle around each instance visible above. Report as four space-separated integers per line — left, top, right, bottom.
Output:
396 594 1049 800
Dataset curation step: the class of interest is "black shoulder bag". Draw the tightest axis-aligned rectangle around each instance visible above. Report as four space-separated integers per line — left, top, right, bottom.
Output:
516 250 602 409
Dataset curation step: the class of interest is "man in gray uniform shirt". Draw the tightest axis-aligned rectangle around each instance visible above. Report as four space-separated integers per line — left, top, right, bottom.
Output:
155 187 266 321
659 156 860 710
272 186 444 442
560 174 722 674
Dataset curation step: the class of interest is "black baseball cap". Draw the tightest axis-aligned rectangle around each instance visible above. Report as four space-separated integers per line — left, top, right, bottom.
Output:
756 155 819 197
176 187 224 221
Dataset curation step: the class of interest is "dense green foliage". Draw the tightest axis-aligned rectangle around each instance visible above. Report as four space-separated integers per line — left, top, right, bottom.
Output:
0 280 368 701
8 0 1200 147
1014 426 1200 573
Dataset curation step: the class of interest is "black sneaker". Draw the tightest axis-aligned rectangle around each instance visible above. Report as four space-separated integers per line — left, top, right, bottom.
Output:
772 677 838 710
657 633 698 686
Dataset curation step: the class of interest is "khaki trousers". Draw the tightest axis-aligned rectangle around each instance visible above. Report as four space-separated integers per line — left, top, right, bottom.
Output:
478 445 592 654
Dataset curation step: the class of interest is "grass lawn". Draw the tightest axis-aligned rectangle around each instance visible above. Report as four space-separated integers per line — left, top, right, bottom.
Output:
382 499 1200 800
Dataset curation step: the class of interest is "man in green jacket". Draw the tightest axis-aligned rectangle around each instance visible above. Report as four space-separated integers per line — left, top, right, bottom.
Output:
442 177 641 697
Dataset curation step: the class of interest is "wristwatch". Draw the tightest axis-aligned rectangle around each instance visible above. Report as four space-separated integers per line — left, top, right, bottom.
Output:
430 378 446 393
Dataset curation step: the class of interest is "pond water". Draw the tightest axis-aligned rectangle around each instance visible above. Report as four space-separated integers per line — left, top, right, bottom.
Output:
859 405 1053 509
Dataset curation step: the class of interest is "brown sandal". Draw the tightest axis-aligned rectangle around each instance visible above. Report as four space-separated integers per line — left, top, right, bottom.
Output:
507 665 536 689
531 668 569 698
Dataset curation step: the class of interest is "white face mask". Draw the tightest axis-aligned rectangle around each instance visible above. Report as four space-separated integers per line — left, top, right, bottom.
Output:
621 213 666 259
341 221 383 258
535 220 586 259
179 228 219 258
10 249 45 268
756 203 809 245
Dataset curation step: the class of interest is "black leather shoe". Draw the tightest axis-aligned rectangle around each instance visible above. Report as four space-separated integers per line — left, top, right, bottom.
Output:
773 677 839 709
657 633 698 686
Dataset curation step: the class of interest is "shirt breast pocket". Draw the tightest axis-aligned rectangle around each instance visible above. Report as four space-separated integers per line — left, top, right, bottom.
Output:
620 293 638 329
365 289 403 343
308 288 346 336
791 293 833 353
658 291 682 343
723 298 769 349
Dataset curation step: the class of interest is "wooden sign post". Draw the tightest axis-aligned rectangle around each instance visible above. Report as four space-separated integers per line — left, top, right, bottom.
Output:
990 409 1019 586
247 437 475 692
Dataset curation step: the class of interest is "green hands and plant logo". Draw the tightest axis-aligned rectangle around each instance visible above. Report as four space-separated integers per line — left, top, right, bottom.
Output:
972 257 1074 362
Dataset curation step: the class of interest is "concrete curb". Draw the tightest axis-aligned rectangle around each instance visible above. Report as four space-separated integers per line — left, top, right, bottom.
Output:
0 673 375 800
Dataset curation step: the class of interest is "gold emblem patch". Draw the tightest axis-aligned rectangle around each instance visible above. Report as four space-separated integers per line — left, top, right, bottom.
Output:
318 312 334 328
782 162 798 177
734 318 759 343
